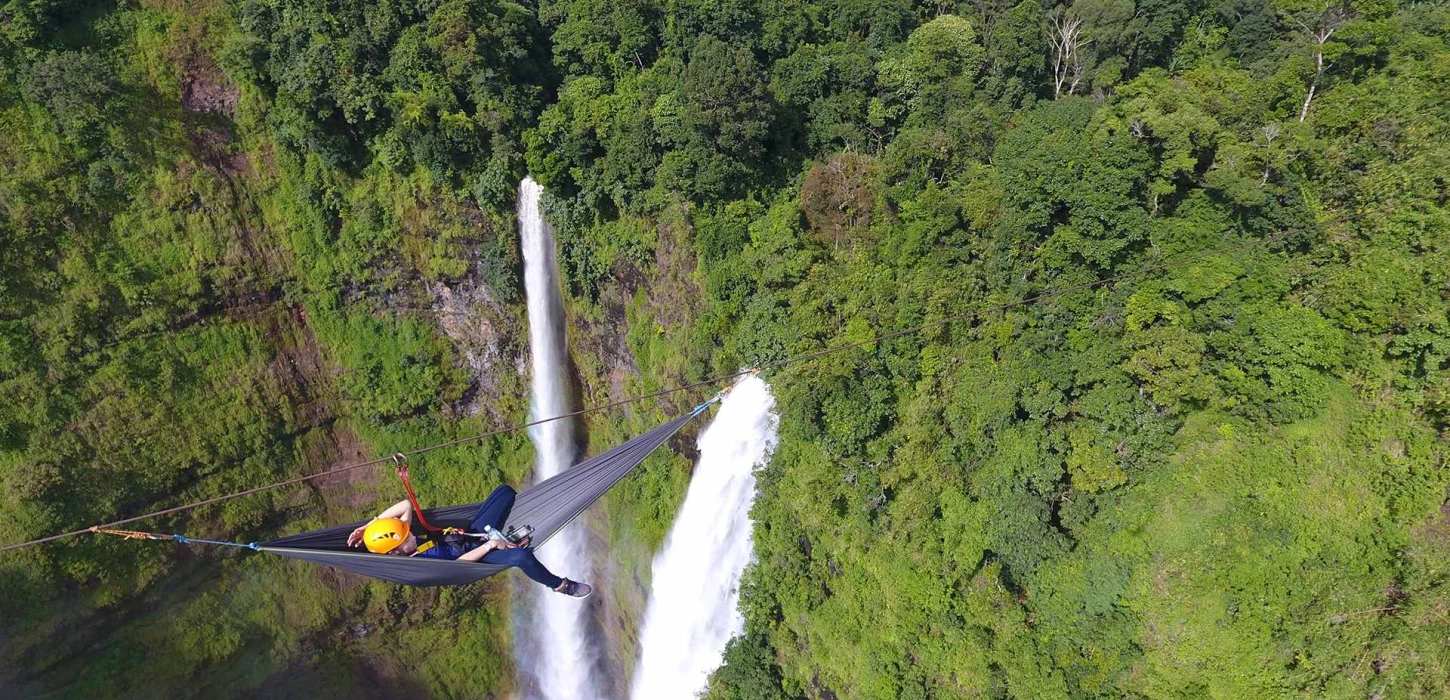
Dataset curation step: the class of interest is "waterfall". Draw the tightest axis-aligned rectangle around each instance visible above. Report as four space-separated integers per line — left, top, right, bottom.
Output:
630 376 779 699
518 176 602 700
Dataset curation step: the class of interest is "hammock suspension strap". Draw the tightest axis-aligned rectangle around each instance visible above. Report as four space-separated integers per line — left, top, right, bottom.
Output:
693 369 753 414
89 526 258 550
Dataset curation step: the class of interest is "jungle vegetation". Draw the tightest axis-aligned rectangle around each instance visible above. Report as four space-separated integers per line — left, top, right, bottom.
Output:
1 0 1447 697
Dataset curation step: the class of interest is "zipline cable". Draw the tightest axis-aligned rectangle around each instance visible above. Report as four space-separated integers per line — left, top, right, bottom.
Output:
0 228 1300 554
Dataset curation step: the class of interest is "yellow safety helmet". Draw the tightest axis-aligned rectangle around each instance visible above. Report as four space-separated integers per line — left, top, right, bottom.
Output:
363 517 410 554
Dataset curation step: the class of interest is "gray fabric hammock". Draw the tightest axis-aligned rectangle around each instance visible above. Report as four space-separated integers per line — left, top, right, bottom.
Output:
260 407 706 586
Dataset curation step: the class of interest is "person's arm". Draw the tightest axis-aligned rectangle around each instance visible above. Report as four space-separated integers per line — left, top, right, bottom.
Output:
347 499 414 547
378 499 414 524
454 538 516 562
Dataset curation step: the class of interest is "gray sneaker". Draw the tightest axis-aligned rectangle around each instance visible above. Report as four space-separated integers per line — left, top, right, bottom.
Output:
555 578 592 598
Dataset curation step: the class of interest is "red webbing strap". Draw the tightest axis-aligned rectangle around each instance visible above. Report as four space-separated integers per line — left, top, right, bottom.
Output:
393 455 443 533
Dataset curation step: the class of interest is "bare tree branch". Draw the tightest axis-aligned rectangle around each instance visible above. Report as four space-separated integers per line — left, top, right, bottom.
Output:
1050 13 1087 99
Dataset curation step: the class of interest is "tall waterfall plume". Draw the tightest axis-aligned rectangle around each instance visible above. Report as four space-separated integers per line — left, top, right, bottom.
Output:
630 376 779 699
518 176 602 700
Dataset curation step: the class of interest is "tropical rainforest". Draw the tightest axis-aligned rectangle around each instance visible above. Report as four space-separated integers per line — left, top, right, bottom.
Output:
1 0 1447 697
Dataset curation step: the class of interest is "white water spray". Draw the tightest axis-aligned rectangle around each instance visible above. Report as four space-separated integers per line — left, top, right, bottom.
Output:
519 177 602 700
631 376 779 699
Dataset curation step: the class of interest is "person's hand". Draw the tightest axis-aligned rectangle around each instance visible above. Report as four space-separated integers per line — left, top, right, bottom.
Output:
492 539 518 550
347 523 368 548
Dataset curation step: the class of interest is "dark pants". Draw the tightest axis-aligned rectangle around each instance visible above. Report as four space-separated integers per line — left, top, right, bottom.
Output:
469 485 564 589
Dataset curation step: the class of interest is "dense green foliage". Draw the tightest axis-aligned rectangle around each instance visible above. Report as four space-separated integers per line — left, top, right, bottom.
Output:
525 0 1450 697
1 0 1447 697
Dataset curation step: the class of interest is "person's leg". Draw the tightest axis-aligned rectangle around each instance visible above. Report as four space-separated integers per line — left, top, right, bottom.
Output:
483 548 564 590
468 485 516 532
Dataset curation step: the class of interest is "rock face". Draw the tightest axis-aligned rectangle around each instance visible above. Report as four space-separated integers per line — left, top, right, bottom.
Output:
572 207 704 417
429 277 523 422
182 71 240 117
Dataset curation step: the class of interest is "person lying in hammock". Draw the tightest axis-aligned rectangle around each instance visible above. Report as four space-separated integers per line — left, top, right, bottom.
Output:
346 483 592 598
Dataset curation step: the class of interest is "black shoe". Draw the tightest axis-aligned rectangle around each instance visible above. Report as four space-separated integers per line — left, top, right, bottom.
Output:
555 578 592 598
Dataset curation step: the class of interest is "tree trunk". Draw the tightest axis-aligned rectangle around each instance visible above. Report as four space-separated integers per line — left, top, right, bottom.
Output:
1296 6 1348 122
1299 41 1325 122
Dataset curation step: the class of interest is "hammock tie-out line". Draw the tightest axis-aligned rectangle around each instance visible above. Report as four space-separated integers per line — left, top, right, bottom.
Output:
90 527 260 550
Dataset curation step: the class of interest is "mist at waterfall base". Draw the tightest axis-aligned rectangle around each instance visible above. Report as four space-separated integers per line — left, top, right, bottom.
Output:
631 376 779 699
518 177 602 700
